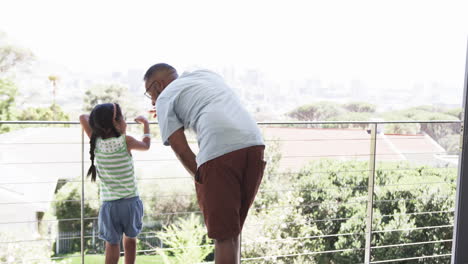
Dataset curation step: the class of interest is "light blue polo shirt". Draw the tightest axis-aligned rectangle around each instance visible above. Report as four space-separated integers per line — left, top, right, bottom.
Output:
156 70 264 168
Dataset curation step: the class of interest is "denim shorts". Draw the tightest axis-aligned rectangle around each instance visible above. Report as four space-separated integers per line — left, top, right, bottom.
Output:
98 196 144 244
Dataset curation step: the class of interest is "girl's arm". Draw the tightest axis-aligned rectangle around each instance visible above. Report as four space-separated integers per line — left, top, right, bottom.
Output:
126 116 151 151
79 114 92 139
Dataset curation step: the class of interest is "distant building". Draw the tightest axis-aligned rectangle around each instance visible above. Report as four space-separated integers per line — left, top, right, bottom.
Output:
262 127 451 172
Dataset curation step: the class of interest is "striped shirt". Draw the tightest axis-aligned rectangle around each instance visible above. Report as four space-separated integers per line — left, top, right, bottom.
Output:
95 135 138 202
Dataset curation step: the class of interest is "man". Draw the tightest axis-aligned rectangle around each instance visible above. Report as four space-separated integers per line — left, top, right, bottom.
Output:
144 63 266 264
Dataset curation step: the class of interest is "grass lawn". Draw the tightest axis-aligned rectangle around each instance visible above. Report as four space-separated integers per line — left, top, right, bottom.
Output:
55 254 169 264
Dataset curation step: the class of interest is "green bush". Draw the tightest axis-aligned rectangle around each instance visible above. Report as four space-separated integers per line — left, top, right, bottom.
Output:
52 180 100 255
242 160 456 263
0 232 64 264
155 214 213 264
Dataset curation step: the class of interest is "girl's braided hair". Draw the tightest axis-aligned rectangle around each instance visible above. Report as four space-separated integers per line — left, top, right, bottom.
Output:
87 103 123 182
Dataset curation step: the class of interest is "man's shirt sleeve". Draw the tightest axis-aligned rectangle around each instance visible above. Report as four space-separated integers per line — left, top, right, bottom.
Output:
156 97 184 146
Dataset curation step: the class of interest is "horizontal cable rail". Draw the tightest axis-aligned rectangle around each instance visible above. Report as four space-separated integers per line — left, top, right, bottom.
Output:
369 253 452 263
241 248 365 261
371 239 452 249
0 151 452 165
243 232 365 244
0 168 456 185
1 223 455 245
372 224 453 233
2 208 453 227
246 209 455 230
0 120 461 125
0 136 452 145
0 193 453 213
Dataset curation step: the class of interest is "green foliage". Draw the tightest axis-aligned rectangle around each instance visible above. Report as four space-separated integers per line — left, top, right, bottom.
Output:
143 186 199 227
18 104 70 121
263 137 282 177
444 108 462 120
439 134 460 154
155 214 213 264
381 106 461 154
0 31 34 74
243 172 320 264
137 180 199 252
242 159 456 263
0 78 17 132
0 232 57 264
53 180 100 254
343 102 376 113
288 101 345 121
290 101 461 154
288 101 377 123
326 112 373 129
83 83 141 118
54 254 169 263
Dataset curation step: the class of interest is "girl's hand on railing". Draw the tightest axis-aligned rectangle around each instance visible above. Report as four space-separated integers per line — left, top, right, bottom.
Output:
134 115 149 125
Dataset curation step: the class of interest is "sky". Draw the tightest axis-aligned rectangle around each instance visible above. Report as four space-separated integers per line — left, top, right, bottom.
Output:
1 0 468 88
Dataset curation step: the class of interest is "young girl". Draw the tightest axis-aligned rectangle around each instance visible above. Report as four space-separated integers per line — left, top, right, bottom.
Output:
79 103 150 264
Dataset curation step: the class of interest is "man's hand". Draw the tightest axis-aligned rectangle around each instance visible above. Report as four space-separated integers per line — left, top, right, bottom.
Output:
149 107 157 118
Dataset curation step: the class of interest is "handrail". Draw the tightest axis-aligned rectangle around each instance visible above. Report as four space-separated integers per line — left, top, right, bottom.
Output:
0 120 462 125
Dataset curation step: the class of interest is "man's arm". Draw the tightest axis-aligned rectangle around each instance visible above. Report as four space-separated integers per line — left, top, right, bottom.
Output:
168 127 197 177
79 114 92 139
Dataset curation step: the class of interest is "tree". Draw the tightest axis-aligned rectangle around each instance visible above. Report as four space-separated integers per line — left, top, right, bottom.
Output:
48 75 59 107
288 101 344 121
343 102 376 113
53 180 100 254
17 104 70 121
288 101 376 123
0 31 35 133
0 31 34 75
0 79 17 132
326 112 373 129
83 83 141 118
444 108 462 120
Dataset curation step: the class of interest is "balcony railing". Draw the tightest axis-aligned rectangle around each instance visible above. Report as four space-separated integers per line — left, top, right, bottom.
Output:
0 120 462 264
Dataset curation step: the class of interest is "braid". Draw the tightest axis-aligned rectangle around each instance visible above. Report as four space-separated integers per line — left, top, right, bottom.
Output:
87 133 97 182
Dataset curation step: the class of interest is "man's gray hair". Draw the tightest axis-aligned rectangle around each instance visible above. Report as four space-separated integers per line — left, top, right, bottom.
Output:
143 63 177 81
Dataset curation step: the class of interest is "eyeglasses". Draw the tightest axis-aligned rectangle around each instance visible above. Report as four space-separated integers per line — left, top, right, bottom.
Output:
144 82 162 100
144 81 160 99
144 89 152 99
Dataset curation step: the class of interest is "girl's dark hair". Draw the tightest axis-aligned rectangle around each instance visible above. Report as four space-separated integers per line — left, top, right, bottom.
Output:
87 103 123 182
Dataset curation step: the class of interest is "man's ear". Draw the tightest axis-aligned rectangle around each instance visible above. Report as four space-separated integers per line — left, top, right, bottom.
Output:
160 79 168 89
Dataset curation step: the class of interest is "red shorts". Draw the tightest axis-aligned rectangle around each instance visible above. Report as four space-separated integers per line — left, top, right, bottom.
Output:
195 145 266 240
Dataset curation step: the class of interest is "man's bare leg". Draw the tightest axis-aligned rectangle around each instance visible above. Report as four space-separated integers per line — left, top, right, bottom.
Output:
105 242 120 264
215 234 240 264
123 235 137 264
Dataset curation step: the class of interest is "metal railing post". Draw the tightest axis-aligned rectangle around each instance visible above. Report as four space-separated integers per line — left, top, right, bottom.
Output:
365 123 378 263
451 38 468 264
240 232 242 263
81 129 85 264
